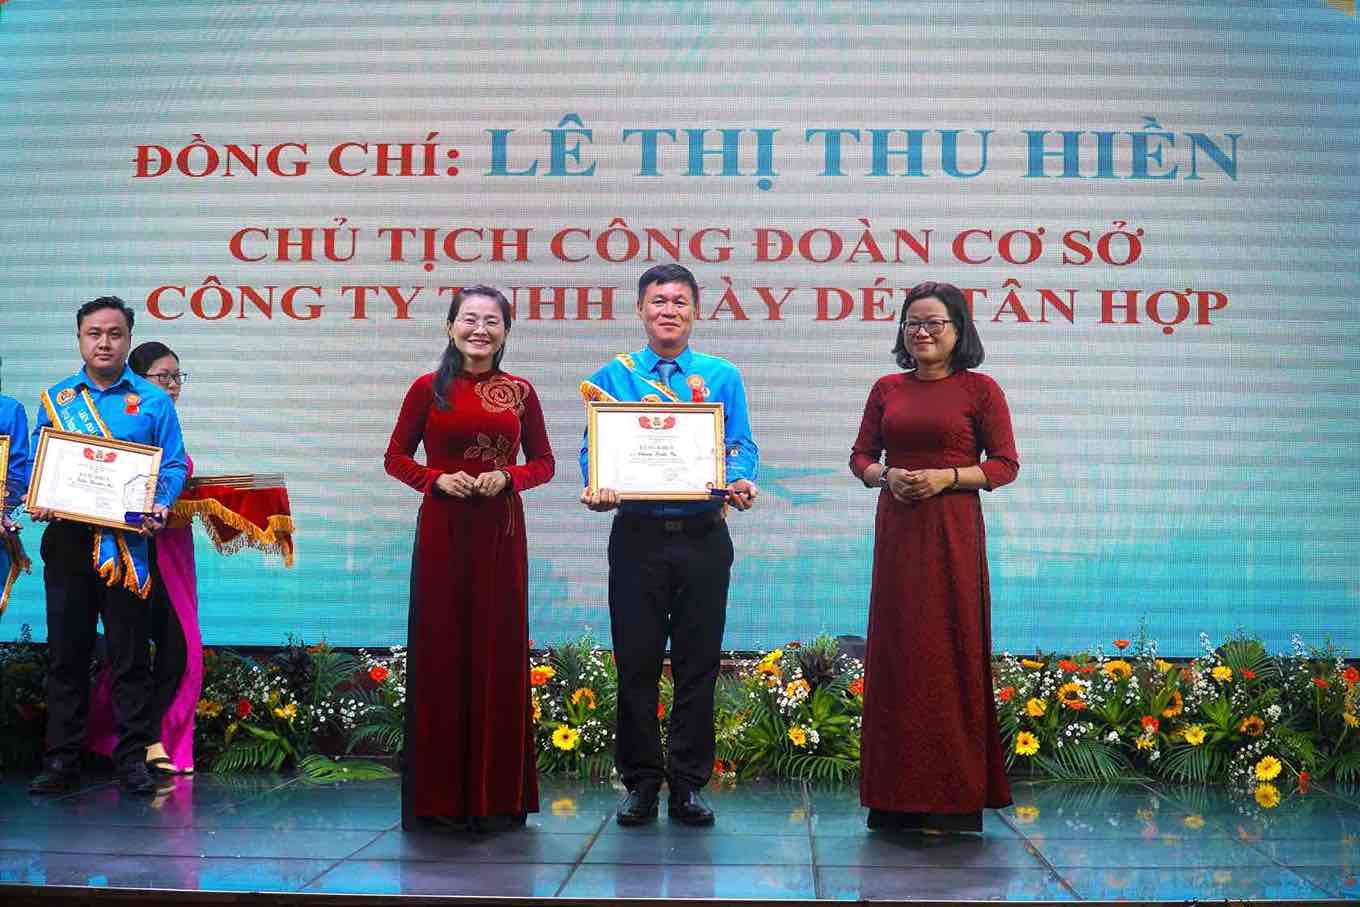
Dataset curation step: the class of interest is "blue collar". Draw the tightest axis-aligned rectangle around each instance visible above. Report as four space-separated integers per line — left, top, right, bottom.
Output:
67 364 136 394
635 346 695 374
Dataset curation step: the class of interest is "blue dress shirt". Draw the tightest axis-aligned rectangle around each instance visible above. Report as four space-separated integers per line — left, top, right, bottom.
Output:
31 366 189 509
1 394 30 514
580 345 759 517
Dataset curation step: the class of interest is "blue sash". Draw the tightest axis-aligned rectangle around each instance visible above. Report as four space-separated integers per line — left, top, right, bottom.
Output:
39 384 153 599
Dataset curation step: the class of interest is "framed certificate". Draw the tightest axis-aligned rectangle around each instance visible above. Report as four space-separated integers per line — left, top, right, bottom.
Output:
587 401 726 501
26 428 162 531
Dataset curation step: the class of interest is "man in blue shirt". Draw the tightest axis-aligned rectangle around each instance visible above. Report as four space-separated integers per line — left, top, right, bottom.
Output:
580 264 759 826
28 297 188 796
1 376 32 613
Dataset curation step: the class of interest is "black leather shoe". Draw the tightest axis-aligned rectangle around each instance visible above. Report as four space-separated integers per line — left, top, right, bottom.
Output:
616 786 660 826
29 763 80 795
668 788 715 826
120 760 157 795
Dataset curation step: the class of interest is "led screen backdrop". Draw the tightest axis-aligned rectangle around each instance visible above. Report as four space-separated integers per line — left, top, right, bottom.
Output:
1 0 1357 654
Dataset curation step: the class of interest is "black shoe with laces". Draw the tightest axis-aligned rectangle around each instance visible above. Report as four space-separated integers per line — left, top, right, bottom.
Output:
119 760 157 796
667 788 715 826
29 762 80 795
616 785 660 826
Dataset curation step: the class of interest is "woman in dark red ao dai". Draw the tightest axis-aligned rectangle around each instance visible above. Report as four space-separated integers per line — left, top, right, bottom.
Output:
385 285 555 831
849 281 1019 833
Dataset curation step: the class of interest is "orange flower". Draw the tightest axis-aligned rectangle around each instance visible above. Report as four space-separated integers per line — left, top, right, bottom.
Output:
1057 681 1085 710
657 701 666 719
997 685 1015 702
1346 667 1360 686
1298 770 1311 793
1058 659 1079 673
1313 677 1331 689
1113 639 1130 650
1241 668 1257 680
1078 665 1095 674
369 665 389 683
1162 690 1184 718
1141 715 1160 732
1239 715 1265 737
529 665 555 687
570 687 597 710
236 698 252 719
786 641 801 649
849 677 865 697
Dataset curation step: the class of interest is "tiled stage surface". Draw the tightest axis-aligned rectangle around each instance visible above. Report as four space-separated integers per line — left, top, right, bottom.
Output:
2 772 1359 904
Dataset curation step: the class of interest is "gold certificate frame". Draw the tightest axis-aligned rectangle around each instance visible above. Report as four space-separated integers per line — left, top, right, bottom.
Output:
26 428 162 531
587 401 726 501
0 435 9 508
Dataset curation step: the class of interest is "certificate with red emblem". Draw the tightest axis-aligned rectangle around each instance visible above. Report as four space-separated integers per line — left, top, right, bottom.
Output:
587 401 726 500
26 428 162 531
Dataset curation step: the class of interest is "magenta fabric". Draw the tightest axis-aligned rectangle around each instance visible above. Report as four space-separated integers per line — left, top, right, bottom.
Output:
88 455 201 770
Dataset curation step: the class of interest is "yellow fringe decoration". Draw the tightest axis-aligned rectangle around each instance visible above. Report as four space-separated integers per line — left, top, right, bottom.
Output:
171 498 296 568
579 380 617 403
0 535 31 617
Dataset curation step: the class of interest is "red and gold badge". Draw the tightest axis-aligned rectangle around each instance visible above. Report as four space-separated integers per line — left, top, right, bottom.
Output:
687 373 707 402
55 388 76 405
124 393 141 415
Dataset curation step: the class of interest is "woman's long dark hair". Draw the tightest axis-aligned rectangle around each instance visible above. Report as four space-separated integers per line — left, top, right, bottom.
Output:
433 285 513 409
129 341 178 376
892 281 985 371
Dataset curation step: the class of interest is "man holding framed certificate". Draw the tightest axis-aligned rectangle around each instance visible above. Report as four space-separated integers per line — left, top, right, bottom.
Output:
579 264 759 827
27 297 188 796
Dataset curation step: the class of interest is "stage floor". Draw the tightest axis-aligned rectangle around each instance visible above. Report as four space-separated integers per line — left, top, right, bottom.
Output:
1 772 1358 904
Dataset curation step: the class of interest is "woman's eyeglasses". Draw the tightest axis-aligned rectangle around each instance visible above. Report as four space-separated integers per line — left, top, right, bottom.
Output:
146 371 188 386
903 320 952 336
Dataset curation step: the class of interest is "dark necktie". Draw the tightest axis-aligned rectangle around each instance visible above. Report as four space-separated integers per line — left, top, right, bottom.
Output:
655 360 678 386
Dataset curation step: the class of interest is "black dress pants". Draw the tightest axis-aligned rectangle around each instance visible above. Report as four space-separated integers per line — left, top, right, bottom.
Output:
41 521 154 769
608 512 733 793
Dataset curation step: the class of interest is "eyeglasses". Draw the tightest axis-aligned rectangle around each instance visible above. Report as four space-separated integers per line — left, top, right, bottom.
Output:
146 371 187 386
903 319 953 336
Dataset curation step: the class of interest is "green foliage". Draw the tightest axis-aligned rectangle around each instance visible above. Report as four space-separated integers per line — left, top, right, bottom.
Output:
1033 740 1135 783
298 754 397 783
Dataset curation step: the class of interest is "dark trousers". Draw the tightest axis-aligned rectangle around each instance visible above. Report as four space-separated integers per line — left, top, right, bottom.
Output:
41 522 154 769
608 512 733 793
147 571 187 731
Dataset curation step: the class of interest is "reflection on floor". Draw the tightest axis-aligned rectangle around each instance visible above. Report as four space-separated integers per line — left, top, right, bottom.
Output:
1 772 1358 902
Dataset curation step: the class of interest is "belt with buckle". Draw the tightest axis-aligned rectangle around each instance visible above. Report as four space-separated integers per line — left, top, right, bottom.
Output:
619 510 724 534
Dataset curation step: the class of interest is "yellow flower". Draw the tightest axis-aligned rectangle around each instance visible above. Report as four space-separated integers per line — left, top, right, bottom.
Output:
1057 681 1086 709
1211 665 1233 682
530 665 556 687
1020 658 1046 670
785 679 811 699
1015 731 1040 756
1025 698 1047 718
1155 659 1174 673
272 702 297 721
531 697 542 722
1345 712 1360 728
1135 735 1155 751
570 687 598 710
1183 814 1206 830
756 662 783 683
550 797 576 816
787 725 809 748
763 649 784 663
1254 783 1281 808
1183 724 1206 746
551 725 580 751
1254 755 1282 781
1014 805 1040 823
195 699 223 718
1103 660 1133 681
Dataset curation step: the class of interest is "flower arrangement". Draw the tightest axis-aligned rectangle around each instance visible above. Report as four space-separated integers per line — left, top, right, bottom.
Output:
714 635 863 782
993 628 1356 806
2 624 1356 805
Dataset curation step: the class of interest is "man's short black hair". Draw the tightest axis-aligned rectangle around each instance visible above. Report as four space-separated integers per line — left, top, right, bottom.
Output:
637 264 699 305
76 296 135 332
